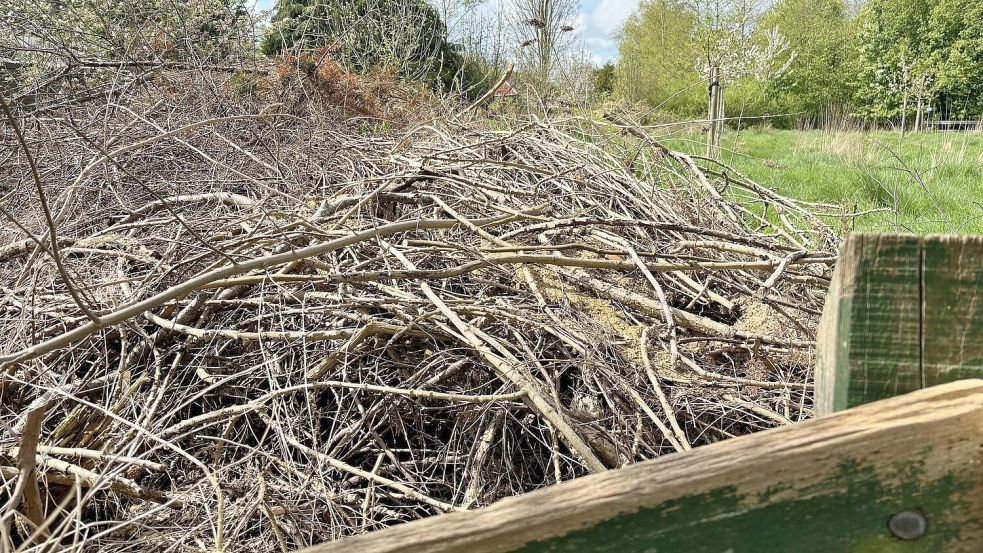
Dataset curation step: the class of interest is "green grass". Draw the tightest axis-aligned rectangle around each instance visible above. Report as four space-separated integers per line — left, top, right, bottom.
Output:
666 128 983 234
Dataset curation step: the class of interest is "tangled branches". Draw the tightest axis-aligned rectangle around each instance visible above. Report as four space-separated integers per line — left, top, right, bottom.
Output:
1 69 837 551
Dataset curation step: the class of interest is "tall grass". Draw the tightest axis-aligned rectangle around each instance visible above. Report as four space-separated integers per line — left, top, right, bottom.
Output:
668 126 983 234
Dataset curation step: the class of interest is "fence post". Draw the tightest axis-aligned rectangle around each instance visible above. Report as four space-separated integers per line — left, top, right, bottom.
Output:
816 233 983 415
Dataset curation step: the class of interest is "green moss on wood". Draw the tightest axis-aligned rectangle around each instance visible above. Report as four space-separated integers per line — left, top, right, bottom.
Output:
513 459 973 553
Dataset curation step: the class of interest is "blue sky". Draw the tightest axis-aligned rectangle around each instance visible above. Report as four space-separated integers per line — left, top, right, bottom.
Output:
577 0 639 63
251 0 639 64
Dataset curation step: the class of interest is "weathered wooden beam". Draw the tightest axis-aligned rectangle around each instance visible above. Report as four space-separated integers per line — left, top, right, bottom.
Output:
922 236 983 384
816 233 983 415
305 380 983 553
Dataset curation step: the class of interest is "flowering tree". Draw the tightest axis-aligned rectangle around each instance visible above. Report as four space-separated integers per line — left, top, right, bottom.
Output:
686 0 795 155
854 0 982 129
852 0 934 131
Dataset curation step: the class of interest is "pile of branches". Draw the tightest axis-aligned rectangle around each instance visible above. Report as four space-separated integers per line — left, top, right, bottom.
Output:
1 67 838 552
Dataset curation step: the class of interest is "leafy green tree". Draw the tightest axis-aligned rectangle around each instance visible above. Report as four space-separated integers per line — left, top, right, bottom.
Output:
591 62 615 97
762 0 854 121
617 0 793 127
926 0 983 118
853 0 983 127
616 0 703 115
852 0 936 127
261 0 464 90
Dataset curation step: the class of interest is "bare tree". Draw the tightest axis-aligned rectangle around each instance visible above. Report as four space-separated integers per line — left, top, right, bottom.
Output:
441 0 511 94
506 0 579 89
554 47 597 108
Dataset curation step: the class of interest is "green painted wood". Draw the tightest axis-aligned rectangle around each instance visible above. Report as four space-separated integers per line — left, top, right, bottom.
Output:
511 461 965 553
306 381 983 553
922 235 983 384
816 234 923 414
817 233 983 415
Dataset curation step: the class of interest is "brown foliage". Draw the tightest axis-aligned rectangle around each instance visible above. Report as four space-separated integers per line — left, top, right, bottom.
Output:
274 49 407 120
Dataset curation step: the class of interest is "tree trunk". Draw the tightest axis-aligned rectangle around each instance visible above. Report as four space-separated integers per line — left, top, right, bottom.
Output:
900 87 909 137
915 95 924 133
715 83 725 154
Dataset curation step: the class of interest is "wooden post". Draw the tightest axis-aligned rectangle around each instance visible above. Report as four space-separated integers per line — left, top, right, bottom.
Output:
816 233 983 415
706 66 719 159
304 381 983 553
715 79 725 153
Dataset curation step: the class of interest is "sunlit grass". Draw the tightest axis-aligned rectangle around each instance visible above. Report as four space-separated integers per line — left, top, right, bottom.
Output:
667 127 983 234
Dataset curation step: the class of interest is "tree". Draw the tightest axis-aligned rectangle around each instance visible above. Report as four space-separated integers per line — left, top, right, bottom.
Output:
686 0 793 155
616 0 702 114
592 62 616 97
615 0 792 147
688 0 764 83
852 0 936 130
261 0 464 90
925 0 983 119
506 0 580 91
441 0 512 97
853 0 983 128
762 0 854 123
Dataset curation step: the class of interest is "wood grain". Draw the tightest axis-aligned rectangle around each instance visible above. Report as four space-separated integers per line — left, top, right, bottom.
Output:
304 380 983 553
817 233 983 415
922 235 983 385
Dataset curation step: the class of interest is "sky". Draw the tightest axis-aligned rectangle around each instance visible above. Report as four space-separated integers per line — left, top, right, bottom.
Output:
251 0 640 65
577 0 639 64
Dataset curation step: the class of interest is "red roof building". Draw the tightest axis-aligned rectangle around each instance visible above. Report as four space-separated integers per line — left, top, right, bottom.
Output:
494 80 519 98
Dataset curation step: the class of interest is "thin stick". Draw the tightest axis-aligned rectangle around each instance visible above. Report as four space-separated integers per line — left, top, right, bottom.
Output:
462 64 514 114
0 402 46 544
0 93 101 323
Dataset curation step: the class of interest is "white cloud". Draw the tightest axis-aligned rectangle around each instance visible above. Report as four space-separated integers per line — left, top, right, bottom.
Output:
581 0 638 63
588 0 637 34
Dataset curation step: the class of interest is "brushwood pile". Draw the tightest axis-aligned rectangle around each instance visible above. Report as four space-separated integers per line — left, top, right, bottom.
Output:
1 60 838 551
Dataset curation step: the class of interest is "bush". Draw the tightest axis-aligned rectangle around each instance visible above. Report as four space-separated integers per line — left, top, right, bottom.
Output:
261 0 468 93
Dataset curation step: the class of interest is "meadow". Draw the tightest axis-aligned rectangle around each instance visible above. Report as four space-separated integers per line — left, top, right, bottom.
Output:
668 127 983 234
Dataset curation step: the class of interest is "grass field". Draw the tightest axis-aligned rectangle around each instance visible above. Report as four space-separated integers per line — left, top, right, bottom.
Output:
667 128 983 234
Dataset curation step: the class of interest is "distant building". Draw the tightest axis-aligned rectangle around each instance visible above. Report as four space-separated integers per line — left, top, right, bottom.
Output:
494 80 519 100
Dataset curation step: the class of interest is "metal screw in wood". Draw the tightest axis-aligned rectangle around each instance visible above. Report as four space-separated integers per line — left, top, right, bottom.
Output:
888 509 927 540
